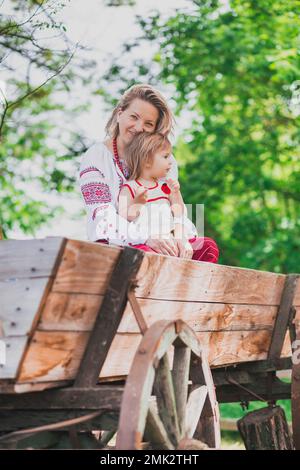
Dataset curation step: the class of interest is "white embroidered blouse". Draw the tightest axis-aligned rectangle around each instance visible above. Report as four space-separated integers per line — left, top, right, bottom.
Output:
79 141 195 246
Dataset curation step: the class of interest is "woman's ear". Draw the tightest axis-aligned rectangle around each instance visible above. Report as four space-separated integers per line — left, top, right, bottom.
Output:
117 107 123 123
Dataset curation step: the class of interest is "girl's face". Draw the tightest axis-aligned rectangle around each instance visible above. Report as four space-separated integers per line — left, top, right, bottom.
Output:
146 148 172 179
117 98 159 145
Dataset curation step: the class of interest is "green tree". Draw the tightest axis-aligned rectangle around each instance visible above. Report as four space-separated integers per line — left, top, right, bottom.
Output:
0 0 95 236
100 0 300 272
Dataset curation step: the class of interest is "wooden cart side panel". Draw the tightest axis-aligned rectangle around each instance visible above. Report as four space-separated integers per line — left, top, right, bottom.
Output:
0 278 51 337
51 239 122 294
0 237 65 280
15 328 291 384
17 240 123 386
0 238 66 380
134 254 286 305
38 293 279 333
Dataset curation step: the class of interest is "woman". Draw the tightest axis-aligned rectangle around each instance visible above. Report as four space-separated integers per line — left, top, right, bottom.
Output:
79 83 219 261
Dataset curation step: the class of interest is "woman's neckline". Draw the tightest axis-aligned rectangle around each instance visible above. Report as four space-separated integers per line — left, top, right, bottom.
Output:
103 140 126 162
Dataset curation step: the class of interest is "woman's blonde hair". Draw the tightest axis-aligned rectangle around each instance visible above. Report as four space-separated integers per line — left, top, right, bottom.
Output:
105 84 174 138
124 132 172 180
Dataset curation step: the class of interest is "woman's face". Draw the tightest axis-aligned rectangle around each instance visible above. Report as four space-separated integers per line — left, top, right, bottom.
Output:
117 98 159 145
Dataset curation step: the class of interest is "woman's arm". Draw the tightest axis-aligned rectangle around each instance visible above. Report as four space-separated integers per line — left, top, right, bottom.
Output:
79 145 149 245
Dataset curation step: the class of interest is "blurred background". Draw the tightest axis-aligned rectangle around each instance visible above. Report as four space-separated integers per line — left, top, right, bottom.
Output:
0 0 299 273
1 0 299 448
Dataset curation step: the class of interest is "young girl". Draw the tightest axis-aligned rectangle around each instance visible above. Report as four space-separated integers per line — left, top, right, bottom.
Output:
118 132 219 262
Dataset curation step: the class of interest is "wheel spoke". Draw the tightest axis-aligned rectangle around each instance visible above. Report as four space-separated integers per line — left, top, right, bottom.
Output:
144 401 174 450
154 353 180 446
172 345 191 436
185 385 208 438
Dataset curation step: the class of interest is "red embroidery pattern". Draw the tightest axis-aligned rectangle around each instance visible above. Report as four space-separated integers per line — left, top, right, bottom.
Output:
82 182 111 205
80 167 105 178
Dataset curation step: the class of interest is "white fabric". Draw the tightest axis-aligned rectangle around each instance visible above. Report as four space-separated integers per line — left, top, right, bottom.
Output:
122 180 197 240
79 142 181 246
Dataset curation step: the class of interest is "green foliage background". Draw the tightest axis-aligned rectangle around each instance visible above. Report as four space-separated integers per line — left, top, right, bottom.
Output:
100 0 300 272
1 0 299 273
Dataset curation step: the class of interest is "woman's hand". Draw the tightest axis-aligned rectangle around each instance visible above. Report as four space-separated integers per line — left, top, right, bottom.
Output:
166 178 180 195
176 238 193 259
146 235 179 256
173 225 193 259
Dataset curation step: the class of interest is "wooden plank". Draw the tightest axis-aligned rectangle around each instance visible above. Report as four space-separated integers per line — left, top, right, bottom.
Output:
0 337 29 379
17 331 89 383
134 254 286 305
37 294 278 334
0 237 65 280
13 328 292 385
0 278 51 337
52 239 121 294
118 299 278 333
74 246 144 388
38 292 103 331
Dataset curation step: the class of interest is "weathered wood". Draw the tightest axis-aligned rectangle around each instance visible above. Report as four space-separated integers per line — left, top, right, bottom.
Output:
0 410 119 433
172 345 191 435
268 274 300 364
74 247 144 388
0 278 51 337
237 406 293 450
38 292 103 331
0 386 123 410
0 337 29 379
52 239 121 294
185 385 208 438
134 254 286 305
17 331 89 382
0 238 65 280
154 354 180 446
119 299 278 333
14 328 291 384
144 402 173 450
216 377 291 403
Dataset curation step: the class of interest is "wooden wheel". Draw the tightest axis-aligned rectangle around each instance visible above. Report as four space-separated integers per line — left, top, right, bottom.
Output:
116 320 220 450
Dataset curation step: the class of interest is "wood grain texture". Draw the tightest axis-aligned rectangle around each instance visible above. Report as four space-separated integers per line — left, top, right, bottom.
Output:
17 331 89 383
52 239 121 294
134 254 286 305
0 278 51 337
0 237 64 280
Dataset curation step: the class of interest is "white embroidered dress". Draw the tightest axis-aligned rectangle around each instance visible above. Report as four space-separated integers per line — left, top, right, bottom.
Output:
121 179 197 240
79 142 196 246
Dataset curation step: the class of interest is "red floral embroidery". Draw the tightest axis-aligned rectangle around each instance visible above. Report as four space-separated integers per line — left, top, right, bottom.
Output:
82 182 112 205
80 167 105 178
161 183 171 195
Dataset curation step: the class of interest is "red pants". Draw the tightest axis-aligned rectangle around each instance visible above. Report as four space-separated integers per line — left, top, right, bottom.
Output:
131 237 219 263
96 237 219 263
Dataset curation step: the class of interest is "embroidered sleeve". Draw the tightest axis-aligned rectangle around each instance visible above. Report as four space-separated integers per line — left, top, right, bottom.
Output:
79 145 148 245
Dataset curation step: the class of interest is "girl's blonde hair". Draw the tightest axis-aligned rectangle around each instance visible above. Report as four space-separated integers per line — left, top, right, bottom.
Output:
105 84 174 138
124 132 172 180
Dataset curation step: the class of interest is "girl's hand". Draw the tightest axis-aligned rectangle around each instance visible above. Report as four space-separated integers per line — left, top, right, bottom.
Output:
166 178 180 194
133 187 148 205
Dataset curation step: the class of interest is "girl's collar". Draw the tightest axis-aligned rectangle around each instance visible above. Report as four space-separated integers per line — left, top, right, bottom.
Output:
135 179 158 190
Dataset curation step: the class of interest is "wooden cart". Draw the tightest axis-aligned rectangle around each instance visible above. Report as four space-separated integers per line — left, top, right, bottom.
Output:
0 237 299 449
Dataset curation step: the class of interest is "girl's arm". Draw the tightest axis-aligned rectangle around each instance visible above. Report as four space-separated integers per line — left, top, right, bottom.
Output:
118 185 148 222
